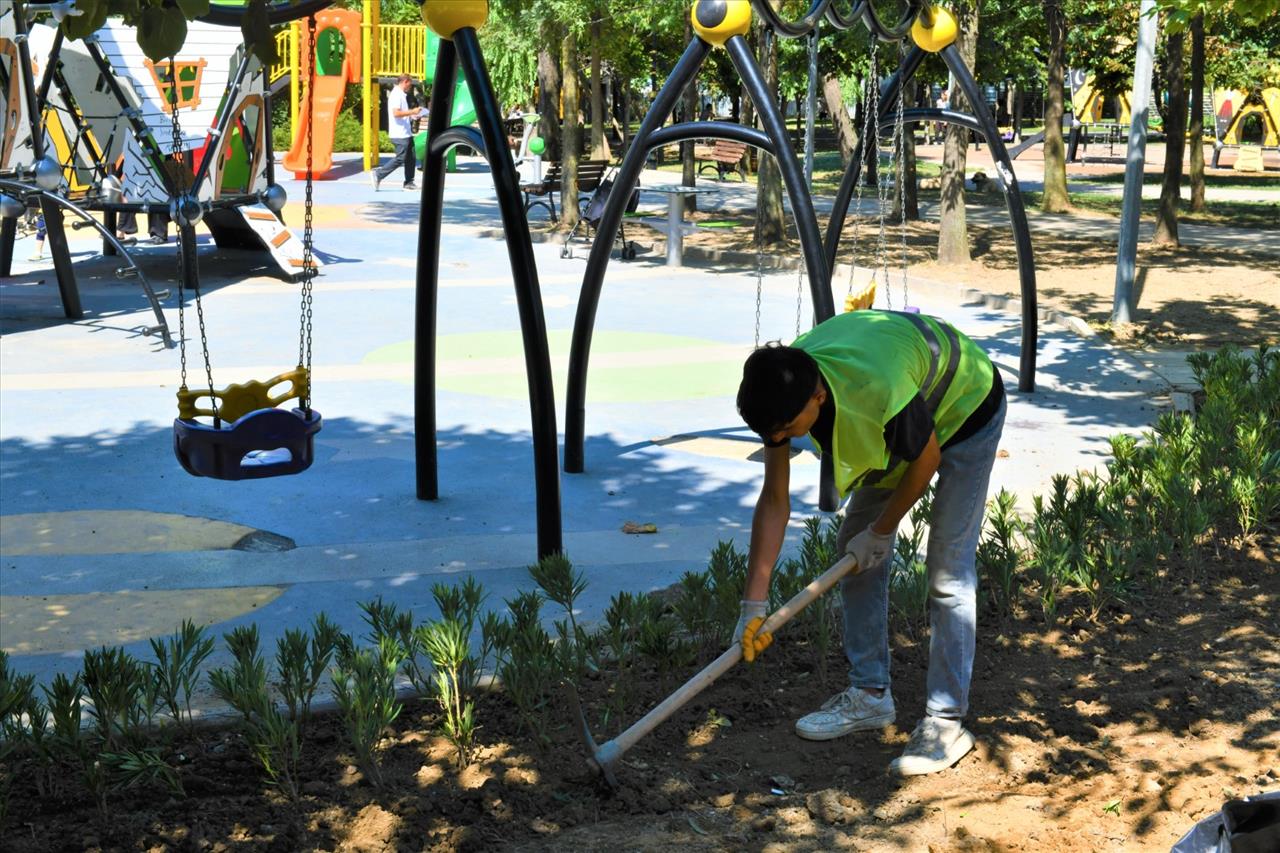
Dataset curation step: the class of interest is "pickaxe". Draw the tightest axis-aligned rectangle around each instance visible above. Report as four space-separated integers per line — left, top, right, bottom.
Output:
565 553 862 787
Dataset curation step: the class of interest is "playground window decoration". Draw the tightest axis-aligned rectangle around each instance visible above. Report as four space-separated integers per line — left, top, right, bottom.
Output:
144 58 207 112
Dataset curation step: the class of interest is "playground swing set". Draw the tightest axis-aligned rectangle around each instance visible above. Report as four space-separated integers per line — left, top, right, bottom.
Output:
7 0 1039 569
1 0 328 480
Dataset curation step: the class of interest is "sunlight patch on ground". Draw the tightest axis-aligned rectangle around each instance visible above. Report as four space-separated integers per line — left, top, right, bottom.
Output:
0 510 264 555
0 587 284 654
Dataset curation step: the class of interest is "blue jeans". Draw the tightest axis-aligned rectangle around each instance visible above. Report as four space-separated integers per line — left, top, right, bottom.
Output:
376 137 416 185
835 395 1006 720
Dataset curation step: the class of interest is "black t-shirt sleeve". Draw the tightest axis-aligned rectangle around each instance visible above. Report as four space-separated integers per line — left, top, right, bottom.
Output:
883 394 934 462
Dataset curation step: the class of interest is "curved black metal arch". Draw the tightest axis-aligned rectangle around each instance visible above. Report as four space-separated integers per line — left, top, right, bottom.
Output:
563 30 840 509
748 0 921 41
415 28 562 559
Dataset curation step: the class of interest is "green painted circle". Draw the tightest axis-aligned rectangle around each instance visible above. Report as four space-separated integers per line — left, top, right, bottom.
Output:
363 330 745 403
528 136 546 155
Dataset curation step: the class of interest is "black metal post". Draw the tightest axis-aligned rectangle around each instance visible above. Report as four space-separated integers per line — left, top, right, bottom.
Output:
13 2 45 161
564 37 711 474
941 44 1036 392
724 34 832 319
38 199 83 318
414 37 458 503
0 215 15 277
103 210 118 256
453 26 563 559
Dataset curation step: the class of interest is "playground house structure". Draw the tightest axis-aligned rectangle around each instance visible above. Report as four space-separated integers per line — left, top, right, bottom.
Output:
0 2 317 339
1212 87 1280 170
268 1 478 179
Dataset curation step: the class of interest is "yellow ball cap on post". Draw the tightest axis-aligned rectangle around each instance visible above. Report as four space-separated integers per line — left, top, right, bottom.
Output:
911 5 958 53
691 0 752 48
422 0 489 39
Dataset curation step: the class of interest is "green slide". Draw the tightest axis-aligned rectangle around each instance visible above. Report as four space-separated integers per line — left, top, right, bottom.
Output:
413 30 479 167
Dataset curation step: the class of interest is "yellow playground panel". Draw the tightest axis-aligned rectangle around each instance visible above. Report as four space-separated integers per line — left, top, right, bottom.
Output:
270 0 439 173
1214 88 1280 147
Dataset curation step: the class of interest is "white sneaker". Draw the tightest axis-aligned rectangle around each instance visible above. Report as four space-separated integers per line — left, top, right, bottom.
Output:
369 171 381 191
795 687 895 741
889 716 975 775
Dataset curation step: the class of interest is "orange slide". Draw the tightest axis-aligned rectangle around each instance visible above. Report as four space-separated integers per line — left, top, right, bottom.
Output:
283 75 347 178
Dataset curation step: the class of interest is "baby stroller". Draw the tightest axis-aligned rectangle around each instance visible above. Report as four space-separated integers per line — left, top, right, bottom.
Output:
560 166 640 260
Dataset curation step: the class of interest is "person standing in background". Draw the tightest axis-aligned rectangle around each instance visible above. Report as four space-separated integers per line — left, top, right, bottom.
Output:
371 74 423 192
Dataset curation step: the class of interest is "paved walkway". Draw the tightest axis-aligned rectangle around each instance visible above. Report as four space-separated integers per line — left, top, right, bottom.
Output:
0 154 1188 711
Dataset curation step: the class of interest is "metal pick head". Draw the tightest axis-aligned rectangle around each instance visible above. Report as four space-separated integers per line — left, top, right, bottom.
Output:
560 680 619 789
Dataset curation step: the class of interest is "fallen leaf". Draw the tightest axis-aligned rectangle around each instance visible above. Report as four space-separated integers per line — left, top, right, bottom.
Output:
622 521 658 534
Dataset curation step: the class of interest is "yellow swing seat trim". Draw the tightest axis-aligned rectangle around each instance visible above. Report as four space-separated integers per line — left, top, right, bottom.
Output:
177 366 311 424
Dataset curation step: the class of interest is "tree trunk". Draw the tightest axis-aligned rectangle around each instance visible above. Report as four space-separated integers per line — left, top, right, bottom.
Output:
1041 0 1069 213
621 86 631 157
937 2 978 264
822 72 856 164
589 16 606 160
894 69 920 222
1188 12 1206 212
1013 87 1024 140
1153 28 1186 246
536 21 561 162
756 24 785 243
560 30 580 229
681 16 697 210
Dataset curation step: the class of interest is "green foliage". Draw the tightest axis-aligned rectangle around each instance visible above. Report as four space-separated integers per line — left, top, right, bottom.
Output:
82 646 151 753
209 625 301 799
149 619 215 732
420 619 478 769
889 487 933 633
529 553 591 681
331 635 406 789
977 489 1026 617
275 614 342 732
493 590 558 744
705 539 748 645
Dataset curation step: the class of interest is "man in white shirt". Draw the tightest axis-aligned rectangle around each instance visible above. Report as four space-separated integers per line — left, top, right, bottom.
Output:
371 74 424 192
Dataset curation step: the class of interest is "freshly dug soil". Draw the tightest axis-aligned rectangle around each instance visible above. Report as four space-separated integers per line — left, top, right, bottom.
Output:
4 538 1276 852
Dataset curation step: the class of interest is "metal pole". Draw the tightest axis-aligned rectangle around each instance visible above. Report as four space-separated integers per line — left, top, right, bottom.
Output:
414 37 458 503
804 24 817 185
1112 0 1158 326
453 27 563 560
564 37 712 474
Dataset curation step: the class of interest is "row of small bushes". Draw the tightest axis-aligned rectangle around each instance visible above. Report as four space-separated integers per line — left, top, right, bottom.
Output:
1 346 1275 825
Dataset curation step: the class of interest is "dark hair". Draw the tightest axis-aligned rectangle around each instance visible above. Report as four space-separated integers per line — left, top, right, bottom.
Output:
736 343 819 437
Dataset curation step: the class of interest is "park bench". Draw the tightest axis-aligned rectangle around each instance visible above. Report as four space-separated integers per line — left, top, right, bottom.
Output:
697 139 748 182
522 159 610 221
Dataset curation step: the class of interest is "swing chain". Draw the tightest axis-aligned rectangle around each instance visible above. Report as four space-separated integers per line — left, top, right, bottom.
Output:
873 69 891 309
894 66 909 309
847 41 877 301
299 13 317 413
753 233 764 349
169 55 219 425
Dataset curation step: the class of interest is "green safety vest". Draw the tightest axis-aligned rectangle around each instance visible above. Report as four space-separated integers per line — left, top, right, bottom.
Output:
792 310 994 495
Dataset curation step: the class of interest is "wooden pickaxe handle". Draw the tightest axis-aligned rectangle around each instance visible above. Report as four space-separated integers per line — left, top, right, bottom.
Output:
594 553 861 770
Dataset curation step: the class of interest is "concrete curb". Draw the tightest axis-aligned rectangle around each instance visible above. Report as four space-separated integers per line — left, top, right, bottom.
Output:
479 226 1100 341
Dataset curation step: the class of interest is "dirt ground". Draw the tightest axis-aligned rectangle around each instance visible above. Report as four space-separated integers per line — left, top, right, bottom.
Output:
5 537 1276 852
620 209 1280 349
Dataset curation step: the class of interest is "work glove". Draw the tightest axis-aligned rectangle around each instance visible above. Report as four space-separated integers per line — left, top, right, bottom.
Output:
734 599 773 663
845 525 893 572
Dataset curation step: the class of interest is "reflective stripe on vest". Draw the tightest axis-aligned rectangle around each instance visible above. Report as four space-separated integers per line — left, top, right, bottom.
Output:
857 312 963 489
